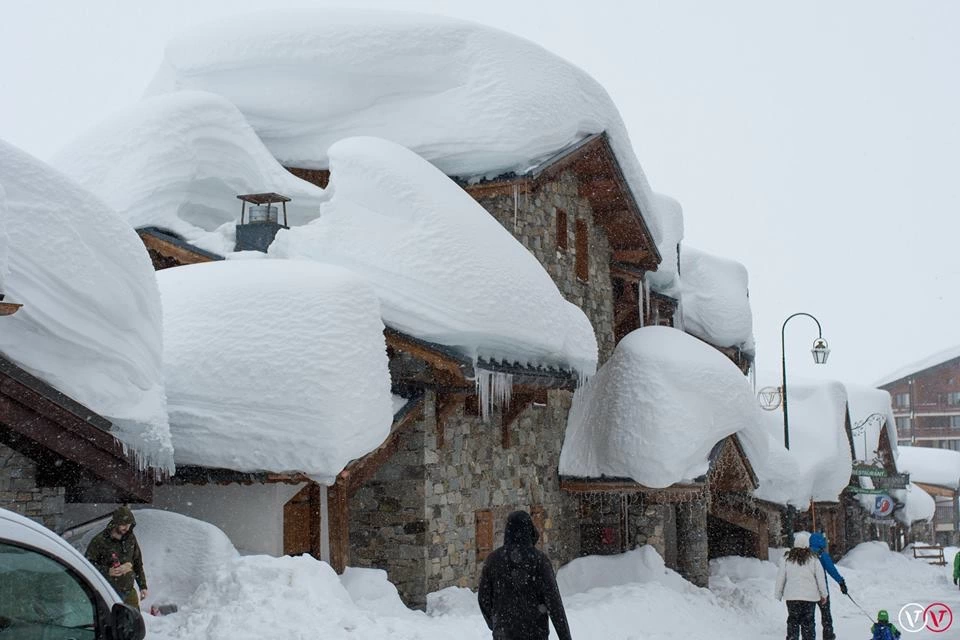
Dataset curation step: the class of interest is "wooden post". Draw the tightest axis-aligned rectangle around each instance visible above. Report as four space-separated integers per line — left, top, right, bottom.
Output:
326 481 349 573
810 499 817 531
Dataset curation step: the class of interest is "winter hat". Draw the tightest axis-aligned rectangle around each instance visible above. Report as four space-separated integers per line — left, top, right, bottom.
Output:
792 531 811 549
877 610 889 622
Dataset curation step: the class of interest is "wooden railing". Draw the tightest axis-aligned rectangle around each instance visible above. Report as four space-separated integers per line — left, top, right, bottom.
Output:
912 545 947 566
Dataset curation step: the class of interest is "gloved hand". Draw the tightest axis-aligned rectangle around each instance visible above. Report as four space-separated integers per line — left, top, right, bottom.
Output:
839 581 848 595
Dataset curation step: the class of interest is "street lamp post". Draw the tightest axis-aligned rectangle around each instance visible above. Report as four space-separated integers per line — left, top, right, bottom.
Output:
781 312 830 535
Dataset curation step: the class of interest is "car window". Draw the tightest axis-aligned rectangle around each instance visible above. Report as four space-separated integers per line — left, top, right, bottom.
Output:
0 541 97 640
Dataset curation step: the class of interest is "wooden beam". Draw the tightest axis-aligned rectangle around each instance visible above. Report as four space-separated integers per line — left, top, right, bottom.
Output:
612 249 652 264
711 502 764 535
560 477 705 500
915 482 956 498
384 330 470 388
326 482 349 574
137 230 215 266
463 178 531 200
0 302 22 316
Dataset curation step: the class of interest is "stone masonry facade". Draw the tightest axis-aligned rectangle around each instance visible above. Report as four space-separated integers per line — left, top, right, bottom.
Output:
473 170 616 365
0 443 65 532
348 389 580 609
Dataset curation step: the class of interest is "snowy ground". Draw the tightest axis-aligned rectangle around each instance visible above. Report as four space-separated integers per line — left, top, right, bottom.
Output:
118 511 959 640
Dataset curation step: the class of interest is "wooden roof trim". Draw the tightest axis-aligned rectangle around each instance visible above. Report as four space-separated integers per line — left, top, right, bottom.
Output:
165 466 311 486
0 302 22 316
0 357 151 501
560 476 705 500
462 177 531 200
385 328 472 387
137 227 223 266
707 435 759 492
914 481 957 498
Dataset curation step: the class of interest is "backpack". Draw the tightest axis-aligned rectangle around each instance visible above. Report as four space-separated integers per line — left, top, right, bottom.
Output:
872 622 898 640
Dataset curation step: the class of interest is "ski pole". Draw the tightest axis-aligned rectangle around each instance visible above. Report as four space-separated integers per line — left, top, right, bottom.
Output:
845 593 876 623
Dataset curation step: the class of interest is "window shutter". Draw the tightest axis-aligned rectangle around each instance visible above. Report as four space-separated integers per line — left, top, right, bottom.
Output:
476 510 494 561
575 219 589 281
556 209 568 251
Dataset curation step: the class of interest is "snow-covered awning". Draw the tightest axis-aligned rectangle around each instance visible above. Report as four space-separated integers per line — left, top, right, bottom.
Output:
144 8 667 243
271 136 598 376
679 246 754 355
0 138 173 471
844 383 898 465
158 259 393 482
52 91 325 257
896 446 960 491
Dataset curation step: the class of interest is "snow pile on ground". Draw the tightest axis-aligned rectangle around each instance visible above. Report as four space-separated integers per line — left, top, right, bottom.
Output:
896 445 960 490
560 326 760 487
845 383 898 463
52 91 325 256
680 246 754 353
556 544 696 597
145 8 666 241
759 377 852 502
157 259 392 480
646 193 684 299
340 567 412 617
0 138 173 470
272 136 597 374
71 509 239 610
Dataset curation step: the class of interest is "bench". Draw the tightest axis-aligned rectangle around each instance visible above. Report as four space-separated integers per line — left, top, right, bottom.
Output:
912 545 947 566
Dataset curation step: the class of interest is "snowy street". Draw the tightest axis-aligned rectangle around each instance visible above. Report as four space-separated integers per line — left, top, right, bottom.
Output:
137 538 959 640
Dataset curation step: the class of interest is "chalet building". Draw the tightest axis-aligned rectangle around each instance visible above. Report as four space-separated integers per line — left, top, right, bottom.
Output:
877 347 960 451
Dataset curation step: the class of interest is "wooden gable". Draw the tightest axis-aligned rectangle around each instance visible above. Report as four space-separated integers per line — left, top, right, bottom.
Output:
137 227 223 271
0 356 152 503
707 435 759 494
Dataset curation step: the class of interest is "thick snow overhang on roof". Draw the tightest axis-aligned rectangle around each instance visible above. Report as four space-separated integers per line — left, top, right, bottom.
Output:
559 326 764 488
52 91 325 258
0 138 173 471
0 356 152 503
646 193 684 298
680 246 755 355
893 482 936 525
845 383 899 467
145 9 668 251
896 446 960 491
271 136 598 377
874 344 960 388
158 259 394 482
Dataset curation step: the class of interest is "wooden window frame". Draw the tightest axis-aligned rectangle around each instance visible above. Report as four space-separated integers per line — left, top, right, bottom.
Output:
575 219 589 282
556 209 568 251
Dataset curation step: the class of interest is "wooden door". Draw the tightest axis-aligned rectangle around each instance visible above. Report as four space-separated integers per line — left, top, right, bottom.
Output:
283 483 321 557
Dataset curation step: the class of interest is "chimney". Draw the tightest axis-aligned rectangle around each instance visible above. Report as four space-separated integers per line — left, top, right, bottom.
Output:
235 192 291 253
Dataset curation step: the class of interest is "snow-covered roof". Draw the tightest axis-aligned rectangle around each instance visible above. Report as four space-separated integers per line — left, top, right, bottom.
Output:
845 383 899 464
0 138 173 470
896 446 960 491
271 136 597 375
893 483 936 525
0 184 8 295
679 246 754 353
144 8 666 242
645 194 684 299
758 377 853 502
874 344 960 387
560 326 762 488
52 91 325 257
157 259 393 482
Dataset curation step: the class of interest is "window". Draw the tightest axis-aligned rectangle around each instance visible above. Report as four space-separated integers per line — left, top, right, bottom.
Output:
575 219 589 281
895 417 912 434
0 542 97 639
894 393 910 409
475 510 494 562
951 416 960 429
946 392 960 406
555 209 568 251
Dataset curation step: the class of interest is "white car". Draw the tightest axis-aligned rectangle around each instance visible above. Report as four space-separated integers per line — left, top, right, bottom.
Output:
0 507 145 640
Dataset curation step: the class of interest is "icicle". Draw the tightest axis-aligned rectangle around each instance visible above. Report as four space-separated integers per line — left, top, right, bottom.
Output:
643 277 651 327
475 369 514 422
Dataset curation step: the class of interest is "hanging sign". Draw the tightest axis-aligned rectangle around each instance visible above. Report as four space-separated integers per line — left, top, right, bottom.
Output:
852 463 887 478
872 494 896 517
758 387 782 411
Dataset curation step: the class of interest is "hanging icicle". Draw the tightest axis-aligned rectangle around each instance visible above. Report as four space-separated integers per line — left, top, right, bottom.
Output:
475 369 514 422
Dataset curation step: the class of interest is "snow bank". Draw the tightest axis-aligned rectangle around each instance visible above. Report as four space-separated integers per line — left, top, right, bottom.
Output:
896 445 960 490
72 509 239 609
759 377 852 502
560 326 758 487
158 259 392 480
557 545 696 597
272 136 597 374
645 193 684 299
145 8 666 241
680 246 754 353
0 138 173 470
340 567 412 617
52 91 325 256
845 383 898 463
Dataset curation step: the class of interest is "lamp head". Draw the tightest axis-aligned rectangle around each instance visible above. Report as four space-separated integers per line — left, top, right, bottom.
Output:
811 338 830 364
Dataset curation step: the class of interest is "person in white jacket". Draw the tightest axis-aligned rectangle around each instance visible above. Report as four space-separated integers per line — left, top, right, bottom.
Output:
775 531 828 640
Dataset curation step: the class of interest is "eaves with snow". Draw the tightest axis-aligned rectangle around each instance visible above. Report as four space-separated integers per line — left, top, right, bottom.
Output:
758 377 853 503
157 259 393 483
895 446 960 492
0 138 173 470
645 194 684 300
143 8 668 242
679 247 755 355
559 326 805 504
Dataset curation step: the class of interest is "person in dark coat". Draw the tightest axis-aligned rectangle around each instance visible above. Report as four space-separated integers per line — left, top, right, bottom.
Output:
478 510 573 640
809 531 847 640
85 506 148 607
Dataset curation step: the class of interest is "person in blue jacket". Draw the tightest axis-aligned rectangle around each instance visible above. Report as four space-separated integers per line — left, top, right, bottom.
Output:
809 531 847 640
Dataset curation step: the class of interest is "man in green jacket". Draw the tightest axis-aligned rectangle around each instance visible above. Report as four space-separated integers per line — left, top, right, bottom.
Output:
85 506 148 607
954 550 960 589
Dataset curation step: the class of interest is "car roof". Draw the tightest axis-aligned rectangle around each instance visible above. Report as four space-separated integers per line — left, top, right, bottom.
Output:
0 507 120 604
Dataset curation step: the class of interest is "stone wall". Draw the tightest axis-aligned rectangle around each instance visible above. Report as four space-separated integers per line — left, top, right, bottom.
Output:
349 389 580 609
474 171 616 365
0 443 65 532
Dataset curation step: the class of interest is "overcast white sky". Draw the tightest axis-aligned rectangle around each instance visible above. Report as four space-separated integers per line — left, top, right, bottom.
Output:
2 0 957 387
